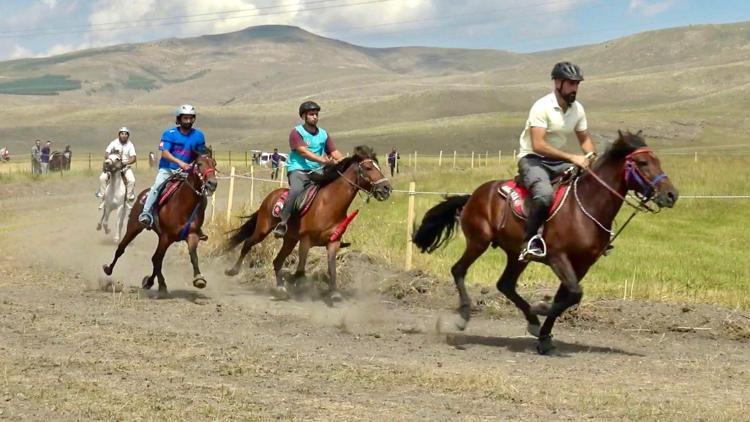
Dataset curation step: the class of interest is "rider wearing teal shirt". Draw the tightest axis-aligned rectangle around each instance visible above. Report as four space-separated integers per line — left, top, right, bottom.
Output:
273 101 344 238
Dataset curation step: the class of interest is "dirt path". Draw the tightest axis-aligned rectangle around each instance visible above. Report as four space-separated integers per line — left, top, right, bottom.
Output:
1 177 748 421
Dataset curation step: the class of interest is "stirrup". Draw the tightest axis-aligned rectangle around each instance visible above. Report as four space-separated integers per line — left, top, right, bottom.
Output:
273 222 287 238
518 235 547 262
138 213 153 228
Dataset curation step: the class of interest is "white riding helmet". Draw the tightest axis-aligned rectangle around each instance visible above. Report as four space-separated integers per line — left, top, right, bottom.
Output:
118 127 130 135
175 104 196 117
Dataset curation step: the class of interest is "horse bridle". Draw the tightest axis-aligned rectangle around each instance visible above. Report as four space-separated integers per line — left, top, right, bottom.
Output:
337 159 390 199
574 147 669 247
183 156 217 197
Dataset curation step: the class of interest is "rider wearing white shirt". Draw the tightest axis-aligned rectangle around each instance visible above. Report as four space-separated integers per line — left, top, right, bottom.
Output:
98 127 137 208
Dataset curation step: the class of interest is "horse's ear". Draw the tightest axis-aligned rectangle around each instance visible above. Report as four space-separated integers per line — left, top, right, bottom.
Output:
617 129 624 140
636 129 643 137
205 146 213 158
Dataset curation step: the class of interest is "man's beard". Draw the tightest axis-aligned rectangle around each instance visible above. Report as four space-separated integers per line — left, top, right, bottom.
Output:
562 92 577 105
180 122 193 130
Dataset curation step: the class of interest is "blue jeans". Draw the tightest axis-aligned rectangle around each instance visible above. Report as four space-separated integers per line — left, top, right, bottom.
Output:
141 168 175 218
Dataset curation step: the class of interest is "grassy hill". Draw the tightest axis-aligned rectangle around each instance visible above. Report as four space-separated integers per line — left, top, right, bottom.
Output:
1 22 749 155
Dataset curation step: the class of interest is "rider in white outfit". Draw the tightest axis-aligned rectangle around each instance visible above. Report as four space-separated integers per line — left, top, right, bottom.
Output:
98 127 137 209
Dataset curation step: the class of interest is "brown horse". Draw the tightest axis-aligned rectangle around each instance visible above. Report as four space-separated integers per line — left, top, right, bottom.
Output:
224 146 391 301
103 152 218 296
413 131 679 354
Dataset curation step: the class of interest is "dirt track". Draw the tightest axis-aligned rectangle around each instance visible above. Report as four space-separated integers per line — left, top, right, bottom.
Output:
1 176 748 421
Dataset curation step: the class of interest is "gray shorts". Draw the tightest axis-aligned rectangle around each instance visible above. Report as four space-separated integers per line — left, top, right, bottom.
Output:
518 155 573 207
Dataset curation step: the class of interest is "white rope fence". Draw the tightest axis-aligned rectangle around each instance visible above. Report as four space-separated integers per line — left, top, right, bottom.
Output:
212 164 750 269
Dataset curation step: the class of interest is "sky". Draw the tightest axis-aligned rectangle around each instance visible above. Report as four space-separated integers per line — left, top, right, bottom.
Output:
0 0 747 60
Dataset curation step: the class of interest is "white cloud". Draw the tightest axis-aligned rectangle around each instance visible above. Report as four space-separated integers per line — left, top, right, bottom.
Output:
9 44 35 60
628 0 678 16
40 0 58 8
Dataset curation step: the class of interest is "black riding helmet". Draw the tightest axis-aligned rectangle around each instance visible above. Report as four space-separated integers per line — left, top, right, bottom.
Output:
551 62 584 81
299 101 321 117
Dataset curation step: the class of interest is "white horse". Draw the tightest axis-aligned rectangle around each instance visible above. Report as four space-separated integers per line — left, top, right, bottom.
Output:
96 154 129 243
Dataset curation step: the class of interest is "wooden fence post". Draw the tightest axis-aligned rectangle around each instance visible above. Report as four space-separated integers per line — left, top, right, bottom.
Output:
226 166 236 224
405 181 416 270
438 150 443 168
453 151 456 169
250 164 255 209
471 152 475 169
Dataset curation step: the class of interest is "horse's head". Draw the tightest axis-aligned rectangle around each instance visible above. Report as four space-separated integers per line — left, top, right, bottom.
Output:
193 147 218 195
349 145 392 201
609 130 679 209
104 154 123 172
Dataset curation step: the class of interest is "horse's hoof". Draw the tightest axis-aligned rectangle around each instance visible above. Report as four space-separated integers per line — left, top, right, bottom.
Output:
193 275 207 289
527 323 541 338
142 276 154 290
455 315 468 331
530 301 551 316
536 335 556 355
271 286 289 301
96 223 102 231
113 237 120 244
104 227 111 235
156 289 170 299
330 291 344 303
225 267 239 277
102 265 112 276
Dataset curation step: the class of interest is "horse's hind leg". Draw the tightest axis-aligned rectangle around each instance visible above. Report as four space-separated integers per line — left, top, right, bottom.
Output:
225 216 272 276
187 233 206 289
103 220 145 276
97 207 105 231
450 238 490 330
271 236 299 299
495 253 539 336
144 234 171 297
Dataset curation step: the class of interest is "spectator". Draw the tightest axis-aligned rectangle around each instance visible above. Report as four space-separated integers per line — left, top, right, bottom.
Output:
40 141 51 174
31 140 41 174
270 147 281 180
387 146 400 177
0 146 9 162
148 151 156 168
63 145 72 170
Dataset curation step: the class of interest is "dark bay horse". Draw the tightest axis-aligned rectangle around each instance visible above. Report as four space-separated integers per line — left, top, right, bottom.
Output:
103 152 218 296
413 131 679 354
224 146 391 301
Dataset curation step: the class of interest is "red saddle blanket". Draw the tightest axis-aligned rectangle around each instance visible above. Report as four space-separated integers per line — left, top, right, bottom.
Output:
272 185 320 218
158 180 182 206
497 180 570 220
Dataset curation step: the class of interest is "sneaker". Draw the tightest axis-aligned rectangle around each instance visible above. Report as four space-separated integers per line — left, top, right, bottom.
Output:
518 235 546 262
95 190 103 199
98 201 105 210
273 222 287 238
138 212 153 228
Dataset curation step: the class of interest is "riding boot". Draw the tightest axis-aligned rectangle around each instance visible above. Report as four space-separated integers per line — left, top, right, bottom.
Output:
519 199 550 261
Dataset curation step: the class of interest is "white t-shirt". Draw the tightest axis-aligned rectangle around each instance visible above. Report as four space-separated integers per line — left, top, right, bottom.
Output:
517 92 587 160
105 139 136 163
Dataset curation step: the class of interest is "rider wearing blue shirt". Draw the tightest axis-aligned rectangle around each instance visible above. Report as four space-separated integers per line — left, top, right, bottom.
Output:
138 104 206 228
273 101 344 237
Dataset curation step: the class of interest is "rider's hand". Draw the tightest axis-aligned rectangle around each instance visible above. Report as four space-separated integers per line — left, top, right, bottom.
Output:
178 161 190 171
320 156 332 166
570 154 590 169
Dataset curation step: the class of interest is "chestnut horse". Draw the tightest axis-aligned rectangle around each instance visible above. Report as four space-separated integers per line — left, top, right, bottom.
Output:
103 152 218 296
413 131 678 354
224 146 391 301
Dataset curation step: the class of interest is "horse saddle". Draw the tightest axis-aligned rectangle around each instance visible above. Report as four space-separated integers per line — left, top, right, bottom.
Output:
272 185 319 218
497 175 572 221
138 173 187 210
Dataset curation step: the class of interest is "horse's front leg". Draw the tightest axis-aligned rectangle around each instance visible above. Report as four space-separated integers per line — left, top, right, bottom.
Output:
293 238 311 282
533 253 583 355
144 234 171 298
326 240 343 302
187 232 206 289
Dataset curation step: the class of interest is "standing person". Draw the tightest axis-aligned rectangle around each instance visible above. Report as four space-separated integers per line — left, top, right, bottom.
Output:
63 145 72 170
31 140 41 174
97 127 137 208
273 101 344 238
138 104 206 228
270 147 281 180
387 146 400 177
0 146 9 161
148 151 156 169
516 62 597 262
40 141 51 174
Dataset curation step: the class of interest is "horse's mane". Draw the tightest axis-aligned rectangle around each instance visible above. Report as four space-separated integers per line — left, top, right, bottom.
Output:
307 145 378 187
596 130 648 166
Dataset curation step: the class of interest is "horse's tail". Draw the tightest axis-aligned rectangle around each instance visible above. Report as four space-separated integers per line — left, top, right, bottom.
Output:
225 211 259 250
413 195 471 253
